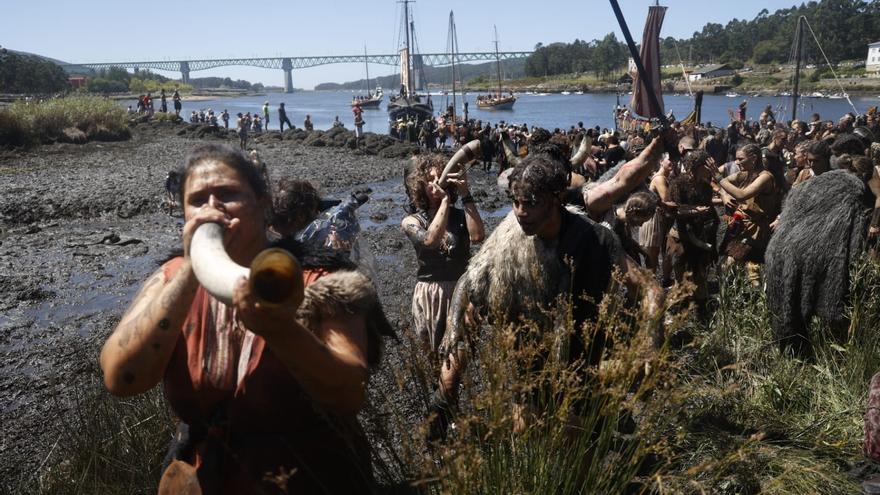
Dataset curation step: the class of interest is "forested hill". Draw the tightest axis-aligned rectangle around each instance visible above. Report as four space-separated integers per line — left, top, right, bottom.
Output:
315 59 524 90
524 0 880 78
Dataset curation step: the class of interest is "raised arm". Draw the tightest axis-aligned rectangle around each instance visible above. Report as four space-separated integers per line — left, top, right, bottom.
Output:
584 136 664 220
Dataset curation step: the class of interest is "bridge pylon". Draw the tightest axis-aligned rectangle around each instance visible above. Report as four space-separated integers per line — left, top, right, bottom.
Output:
282 58 293 93
179 61 191 85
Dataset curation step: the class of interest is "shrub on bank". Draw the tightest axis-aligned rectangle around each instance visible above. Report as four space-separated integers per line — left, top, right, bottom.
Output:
0 96 130 148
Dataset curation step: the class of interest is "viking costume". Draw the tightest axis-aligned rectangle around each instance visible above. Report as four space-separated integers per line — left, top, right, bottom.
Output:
159 240 392 494
766 170 872 356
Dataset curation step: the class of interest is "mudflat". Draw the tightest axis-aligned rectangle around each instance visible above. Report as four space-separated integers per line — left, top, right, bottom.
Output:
0 123 509 487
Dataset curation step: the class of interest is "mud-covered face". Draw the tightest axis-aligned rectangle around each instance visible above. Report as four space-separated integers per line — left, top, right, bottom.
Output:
735 150 756 172
510 187 555 237
424 167 447 206
184 160 266 253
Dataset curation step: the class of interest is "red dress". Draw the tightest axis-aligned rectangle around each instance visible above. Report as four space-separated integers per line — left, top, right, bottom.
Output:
161 257 373 494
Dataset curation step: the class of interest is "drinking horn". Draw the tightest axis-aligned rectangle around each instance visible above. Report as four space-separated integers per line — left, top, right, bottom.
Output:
438 139 482 188
501 137 521 166
570 134 593 167
190 223 304 307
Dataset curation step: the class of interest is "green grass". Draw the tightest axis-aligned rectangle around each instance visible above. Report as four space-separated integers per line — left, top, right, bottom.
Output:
0 95 130 148
26 259 880 494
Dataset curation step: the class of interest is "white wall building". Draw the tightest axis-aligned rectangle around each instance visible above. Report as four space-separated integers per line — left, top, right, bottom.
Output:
868 41 880 74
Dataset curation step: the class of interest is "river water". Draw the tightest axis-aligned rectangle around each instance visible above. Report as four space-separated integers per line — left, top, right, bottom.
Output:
132 90 880 134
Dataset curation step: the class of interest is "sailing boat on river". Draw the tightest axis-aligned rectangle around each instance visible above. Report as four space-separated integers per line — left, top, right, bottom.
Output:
476 26 516 110
352 45 383 109
387 0 433 125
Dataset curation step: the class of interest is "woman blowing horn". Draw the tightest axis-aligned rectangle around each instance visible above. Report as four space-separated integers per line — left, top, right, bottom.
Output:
100 144 391 494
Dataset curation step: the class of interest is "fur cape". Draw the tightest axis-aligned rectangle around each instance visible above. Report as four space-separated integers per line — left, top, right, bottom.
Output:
440 209 570 354
765 170 871 349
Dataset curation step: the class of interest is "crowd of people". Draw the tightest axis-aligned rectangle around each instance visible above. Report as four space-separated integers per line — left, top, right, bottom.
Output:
100 96 880 492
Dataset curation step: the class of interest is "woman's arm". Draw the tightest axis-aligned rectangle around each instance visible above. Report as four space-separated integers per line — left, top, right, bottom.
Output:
100 263 199 397
401 197 451 250
447 171 485 243
233 277 369 416
716 171 773 201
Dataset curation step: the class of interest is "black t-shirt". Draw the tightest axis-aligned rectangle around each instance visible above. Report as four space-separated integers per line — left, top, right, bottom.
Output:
603 146 626 167
406 208 471 282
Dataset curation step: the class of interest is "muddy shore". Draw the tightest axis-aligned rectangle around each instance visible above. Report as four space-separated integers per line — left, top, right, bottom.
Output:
0 123 510 489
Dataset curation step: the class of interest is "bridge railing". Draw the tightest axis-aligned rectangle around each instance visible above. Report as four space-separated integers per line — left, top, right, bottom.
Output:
60 52 533 73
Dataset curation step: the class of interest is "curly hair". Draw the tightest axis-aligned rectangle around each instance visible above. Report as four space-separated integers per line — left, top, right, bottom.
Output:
404 153 454 212
508 153 568 201
681 149 710 174
272 178 321 233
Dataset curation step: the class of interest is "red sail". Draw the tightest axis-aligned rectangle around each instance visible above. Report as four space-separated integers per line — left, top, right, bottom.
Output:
630 5 666 119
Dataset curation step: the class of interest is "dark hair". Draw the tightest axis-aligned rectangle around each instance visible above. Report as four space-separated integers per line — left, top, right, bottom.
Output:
805 140 831 160
508 153 568 200
404 153 451 212
738 143 764 171
272 178 321 233
681 149 710 174
606 135 619 145
624 191 658 220
528 127 552 145
831 133 867 157
175 143 270 204
843 155 874 183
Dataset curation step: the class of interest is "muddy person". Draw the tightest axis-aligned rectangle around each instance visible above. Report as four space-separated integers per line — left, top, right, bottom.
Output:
99 143 390 493
278 102 293 132
431 152 662 438
401 154 484 356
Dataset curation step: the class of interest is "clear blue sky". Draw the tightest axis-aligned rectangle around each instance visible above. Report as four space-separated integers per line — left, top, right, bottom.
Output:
3 0 800 89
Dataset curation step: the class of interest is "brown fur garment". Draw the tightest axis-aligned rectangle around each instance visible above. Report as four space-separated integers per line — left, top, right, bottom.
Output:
297 270 393 368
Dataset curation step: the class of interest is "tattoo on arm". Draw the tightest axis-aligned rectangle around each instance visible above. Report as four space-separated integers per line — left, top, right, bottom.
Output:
403 223 428 246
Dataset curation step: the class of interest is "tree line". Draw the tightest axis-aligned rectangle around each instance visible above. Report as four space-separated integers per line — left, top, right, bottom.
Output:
525 0 880 79
0 49 68 94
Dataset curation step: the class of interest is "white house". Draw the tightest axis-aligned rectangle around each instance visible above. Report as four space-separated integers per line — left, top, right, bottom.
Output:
868 41 880 74
687 64 736 82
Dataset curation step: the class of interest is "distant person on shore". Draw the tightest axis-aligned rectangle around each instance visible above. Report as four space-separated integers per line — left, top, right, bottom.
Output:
160 89 168 113
354 109 365 141
221 109 229 129
304 114 314 132
172 89 182 116
333 116 344 128
145 92 154 117
262 101 270 130
236 112 249 150
278 102 293 132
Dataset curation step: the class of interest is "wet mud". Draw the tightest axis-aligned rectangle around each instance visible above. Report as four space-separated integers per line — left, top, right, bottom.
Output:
0 122 509 485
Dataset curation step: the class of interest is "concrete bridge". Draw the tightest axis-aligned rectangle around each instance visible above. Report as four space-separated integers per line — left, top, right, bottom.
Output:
60 52 533 93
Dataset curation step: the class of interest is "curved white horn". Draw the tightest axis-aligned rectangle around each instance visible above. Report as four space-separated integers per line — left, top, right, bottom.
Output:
570 134 593 167
438 139 481 188
501 137 521 166
190 223 303 307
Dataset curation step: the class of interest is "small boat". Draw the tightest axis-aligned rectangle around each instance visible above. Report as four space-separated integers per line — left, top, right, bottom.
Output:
725 92 739 98
575 90 584 95
561 91 571 95
827 92 848 99
476 26 516 111
352 46 383 108
778 91 791 97
807 91 826 98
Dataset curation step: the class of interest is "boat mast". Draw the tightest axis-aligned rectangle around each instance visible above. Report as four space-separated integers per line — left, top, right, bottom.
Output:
364 45 371 95
448 11 458 120
400 0 413 96
791 15 804 121
493 25 502 97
